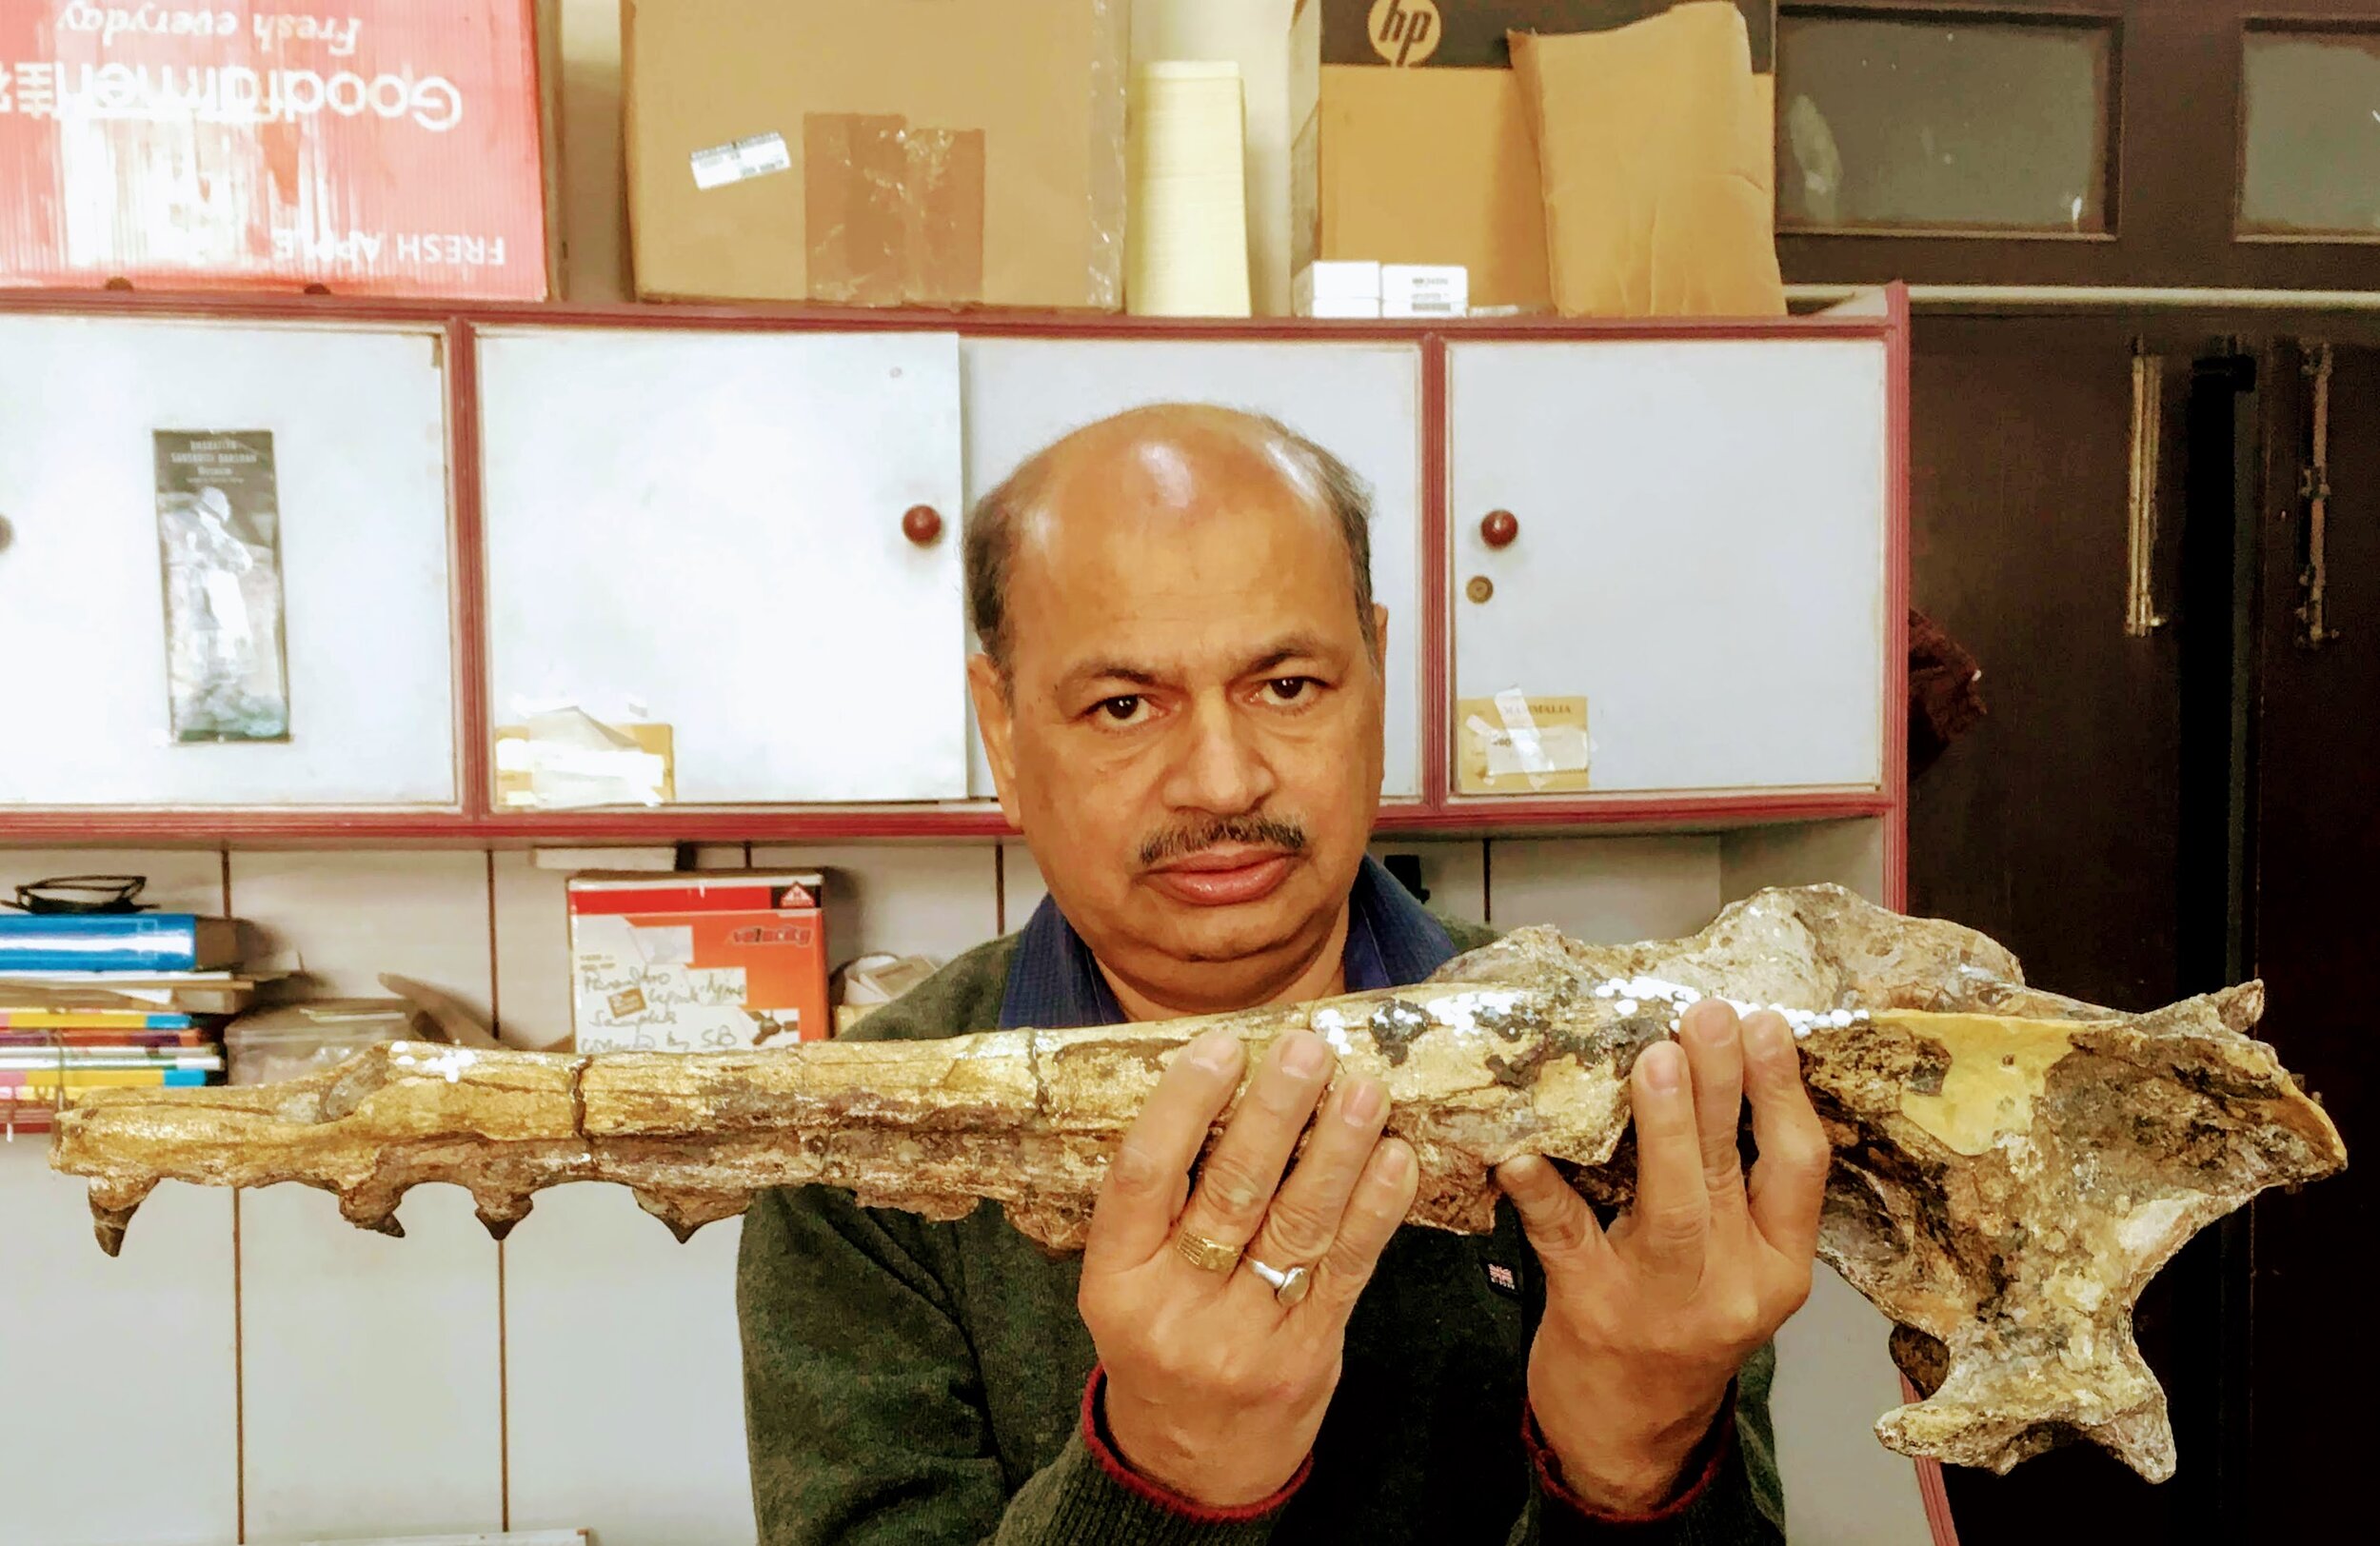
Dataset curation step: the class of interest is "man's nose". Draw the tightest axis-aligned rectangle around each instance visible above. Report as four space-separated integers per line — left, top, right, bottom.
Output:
1161 693 1276 815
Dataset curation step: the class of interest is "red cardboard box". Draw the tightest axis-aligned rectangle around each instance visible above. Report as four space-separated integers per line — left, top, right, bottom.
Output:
0 1 549 297
566 872 829 1054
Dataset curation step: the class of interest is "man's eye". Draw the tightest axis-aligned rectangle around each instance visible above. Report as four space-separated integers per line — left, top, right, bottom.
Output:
1098 695 1144 723
1264 677 1316 704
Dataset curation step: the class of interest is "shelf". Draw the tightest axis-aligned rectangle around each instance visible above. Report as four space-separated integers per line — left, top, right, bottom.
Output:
0 285 1902 345
0 792 1894 848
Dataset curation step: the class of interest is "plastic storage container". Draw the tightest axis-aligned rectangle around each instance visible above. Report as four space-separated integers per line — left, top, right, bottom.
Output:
225 1000 430 1084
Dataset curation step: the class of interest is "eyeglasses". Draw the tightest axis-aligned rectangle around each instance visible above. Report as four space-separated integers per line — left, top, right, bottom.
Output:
7 876 151 915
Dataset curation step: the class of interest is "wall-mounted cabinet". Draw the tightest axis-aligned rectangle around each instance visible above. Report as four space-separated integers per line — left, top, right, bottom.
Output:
0 298 1904 842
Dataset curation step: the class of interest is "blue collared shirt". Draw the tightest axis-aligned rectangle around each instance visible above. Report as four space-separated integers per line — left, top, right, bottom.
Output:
999 855 1459 1030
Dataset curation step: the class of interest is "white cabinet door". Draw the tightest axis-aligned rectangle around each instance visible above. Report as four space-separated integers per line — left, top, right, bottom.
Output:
479 327 966 803
0 315 455 805
960 339 1426 799
1448 340 1889 795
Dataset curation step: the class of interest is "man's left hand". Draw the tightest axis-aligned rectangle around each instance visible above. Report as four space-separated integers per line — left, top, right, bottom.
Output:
1497 1001 1829 1514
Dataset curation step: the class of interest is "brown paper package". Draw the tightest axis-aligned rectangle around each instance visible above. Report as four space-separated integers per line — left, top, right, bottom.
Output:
1511 2 1785 317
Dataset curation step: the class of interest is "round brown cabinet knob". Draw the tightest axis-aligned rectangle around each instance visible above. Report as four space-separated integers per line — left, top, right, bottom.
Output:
1480 509 1518 548
902 505 944 545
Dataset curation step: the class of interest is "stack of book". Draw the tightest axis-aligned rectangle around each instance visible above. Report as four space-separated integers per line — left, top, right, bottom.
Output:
0 914 254 1137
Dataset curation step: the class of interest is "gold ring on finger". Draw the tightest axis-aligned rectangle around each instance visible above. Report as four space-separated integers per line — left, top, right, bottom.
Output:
1174 1230 1242 1274
1244 1256 1313 1306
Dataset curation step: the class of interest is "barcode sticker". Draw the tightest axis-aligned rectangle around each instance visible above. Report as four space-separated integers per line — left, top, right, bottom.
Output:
1382 264 1469 319
690 131 791 191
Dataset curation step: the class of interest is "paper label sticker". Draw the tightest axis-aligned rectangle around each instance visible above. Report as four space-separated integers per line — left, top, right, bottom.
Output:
690 131 791 191
1457 693 1591 794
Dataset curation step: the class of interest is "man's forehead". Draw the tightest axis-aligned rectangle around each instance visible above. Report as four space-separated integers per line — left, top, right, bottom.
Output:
1019 527 1354 671
1030 412 1325 523
1003 429 1356 673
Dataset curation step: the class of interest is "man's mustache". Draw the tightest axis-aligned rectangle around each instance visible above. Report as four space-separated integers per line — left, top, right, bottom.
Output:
1138 815 1308 868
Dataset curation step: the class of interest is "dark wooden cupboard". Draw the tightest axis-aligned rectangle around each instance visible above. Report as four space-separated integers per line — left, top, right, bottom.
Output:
1908 316 2370 1540
1779 2 2380 290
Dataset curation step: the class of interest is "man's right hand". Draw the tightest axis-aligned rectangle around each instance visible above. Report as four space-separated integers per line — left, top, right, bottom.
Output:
1080 1025 1417 1508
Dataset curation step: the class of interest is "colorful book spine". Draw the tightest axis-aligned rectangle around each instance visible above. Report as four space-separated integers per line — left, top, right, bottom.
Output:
0 1011 195 1029
0 915 234 973
0 1053 223 1069
0 1068 210 1088
0 1030 208 1049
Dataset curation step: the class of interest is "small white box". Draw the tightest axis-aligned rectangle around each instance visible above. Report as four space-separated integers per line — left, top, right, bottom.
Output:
1381 264 1468 319
1294 260 1381 318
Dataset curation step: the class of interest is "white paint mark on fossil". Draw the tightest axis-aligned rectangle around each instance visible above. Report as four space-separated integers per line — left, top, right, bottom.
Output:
393 1046 479 1084
1418 989 1528 1038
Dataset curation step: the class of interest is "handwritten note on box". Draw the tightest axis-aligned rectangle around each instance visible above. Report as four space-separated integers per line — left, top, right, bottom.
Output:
566 872 827 1052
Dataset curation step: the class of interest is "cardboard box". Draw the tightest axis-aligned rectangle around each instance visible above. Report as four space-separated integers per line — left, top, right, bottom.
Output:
1300 63 1549 310
1381 262 1467 316
1291 3 1775 313
1294 258 1380 317
0 0 550 297
1318 0 1773 69
625 0 1126 310
567 872 828 1053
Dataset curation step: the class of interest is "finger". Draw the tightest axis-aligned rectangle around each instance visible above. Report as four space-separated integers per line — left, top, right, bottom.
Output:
1677 1001 1748 1215
1171 1030 1336 1259
1305 1137 1418 1323
1621 1041 1709 1283
1083 1028 1242 1276
1496 1153 1608 1280
1743 1012 1830 1267
1244 1074 1390 1276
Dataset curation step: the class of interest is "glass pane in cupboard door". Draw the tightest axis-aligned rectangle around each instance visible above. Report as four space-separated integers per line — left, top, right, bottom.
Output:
2241 27 2380 237
1777 10 2114 235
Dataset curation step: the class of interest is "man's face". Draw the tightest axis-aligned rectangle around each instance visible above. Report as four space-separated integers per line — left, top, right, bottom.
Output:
971 425 1387 1014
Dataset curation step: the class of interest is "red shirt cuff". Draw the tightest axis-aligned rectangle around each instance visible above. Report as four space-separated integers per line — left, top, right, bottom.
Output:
1523 1384 1736 1526
1080 1363 1313 1523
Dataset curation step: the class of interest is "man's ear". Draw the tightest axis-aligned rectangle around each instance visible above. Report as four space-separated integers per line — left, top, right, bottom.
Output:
1371 604 1391 686
967 652 1023 827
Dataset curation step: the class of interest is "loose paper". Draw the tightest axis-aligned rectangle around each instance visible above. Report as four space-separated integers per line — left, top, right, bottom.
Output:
493 712 674 809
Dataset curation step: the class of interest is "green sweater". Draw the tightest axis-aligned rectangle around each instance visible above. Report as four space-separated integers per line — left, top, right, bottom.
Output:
739 926 1786 1544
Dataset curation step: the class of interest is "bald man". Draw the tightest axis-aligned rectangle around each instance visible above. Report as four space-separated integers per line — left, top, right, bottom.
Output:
738 406 1820 1544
